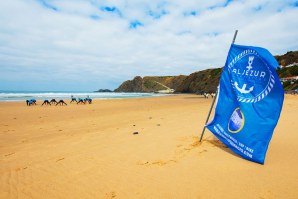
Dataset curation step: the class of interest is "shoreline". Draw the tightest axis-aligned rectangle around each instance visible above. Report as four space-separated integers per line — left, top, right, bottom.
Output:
0 92 177 102
0 93 199 103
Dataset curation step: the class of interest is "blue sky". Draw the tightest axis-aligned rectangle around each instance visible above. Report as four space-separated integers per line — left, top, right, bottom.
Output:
0 0 297 91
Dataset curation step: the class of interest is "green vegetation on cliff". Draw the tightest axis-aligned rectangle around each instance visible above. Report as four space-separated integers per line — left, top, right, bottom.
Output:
277 65 298 78
175 68 221 93
277 65 298 90
275 51 298 66
114 75 187 92
115 51 298 93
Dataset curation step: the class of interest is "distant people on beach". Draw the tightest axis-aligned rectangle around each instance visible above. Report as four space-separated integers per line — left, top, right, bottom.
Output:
203 93 210 99
77 98 85 104
25 96 93 106
56 100 67 106
50 99 58 105
41 99 51 106
285 90 298 95
26 99 37 106
31 99 37 105
202 92 216 99
84 97 92 104
70 95 77 103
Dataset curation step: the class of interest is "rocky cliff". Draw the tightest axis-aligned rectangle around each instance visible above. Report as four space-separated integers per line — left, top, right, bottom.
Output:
114 76 144 92
115 50 298 93
114 75 187 92
114 69 221 93
175 68 221 93
275 51 298 66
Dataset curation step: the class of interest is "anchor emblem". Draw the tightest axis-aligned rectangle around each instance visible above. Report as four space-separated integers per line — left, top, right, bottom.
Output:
234 82 254 94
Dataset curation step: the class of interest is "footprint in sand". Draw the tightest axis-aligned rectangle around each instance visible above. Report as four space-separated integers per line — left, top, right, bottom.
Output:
137 159 177 166
176 136 201 152
15 168 21 171
104 191 116 199
151 160 177 166
138 136 206 167
198 149 208 154
56 157 65 162
174 136 207 159
4 152 15 157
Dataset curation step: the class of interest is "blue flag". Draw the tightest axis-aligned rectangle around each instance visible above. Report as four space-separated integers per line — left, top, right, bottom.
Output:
206 44 284 164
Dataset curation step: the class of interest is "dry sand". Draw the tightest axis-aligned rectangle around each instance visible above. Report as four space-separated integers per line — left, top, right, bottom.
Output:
0 94 297 199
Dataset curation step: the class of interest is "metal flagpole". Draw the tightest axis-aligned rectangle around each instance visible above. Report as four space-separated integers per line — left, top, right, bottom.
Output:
199 30 238 142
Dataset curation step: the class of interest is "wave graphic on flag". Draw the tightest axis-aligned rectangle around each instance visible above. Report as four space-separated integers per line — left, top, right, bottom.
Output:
206 44 284 164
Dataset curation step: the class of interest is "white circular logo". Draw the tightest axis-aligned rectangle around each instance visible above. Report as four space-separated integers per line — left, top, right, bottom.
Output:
228 50 275 103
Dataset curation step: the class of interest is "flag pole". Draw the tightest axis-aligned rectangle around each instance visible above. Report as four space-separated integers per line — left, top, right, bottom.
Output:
199 30 238 142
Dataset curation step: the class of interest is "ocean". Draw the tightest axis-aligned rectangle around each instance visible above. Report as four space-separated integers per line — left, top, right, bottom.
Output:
0 91 167 102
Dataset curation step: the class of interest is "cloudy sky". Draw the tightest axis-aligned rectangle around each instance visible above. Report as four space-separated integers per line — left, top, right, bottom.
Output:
0 0 297 91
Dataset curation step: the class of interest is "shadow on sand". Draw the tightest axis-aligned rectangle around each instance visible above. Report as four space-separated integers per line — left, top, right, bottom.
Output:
204 137 242 159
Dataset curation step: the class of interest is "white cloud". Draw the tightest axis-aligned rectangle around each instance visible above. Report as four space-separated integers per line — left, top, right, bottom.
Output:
0 0 297 91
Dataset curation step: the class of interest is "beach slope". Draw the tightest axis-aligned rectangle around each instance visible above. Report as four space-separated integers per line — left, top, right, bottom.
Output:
0 95 297 199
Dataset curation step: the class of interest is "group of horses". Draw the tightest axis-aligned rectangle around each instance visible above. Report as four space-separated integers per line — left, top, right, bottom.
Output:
26 97 92 106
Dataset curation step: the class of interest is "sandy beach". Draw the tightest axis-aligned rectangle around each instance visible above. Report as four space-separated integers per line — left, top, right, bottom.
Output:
0 94 297 199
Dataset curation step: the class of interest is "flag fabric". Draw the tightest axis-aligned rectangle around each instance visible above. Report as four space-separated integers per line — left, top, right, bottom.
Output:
206 44 284 164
